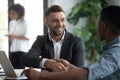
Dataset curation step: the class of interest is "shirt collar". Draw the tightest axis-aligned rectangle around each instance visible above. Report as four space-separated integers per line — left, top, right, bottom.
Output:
103 36 120 51
48 31 65 42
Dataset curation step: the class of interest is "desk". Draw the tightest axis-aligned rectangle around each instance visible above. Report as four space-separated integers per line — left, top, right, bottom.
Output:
0 69 28 80
0 68 41 80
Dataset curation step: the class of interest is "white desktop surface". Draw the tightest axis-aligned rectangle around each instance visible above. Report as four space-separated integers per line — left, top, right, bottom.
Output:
0 69 27 80
0 68 41 80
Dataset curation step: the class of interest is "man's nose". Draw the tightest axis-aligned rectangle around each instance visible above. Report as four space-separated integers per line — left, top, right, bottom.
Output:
57 21 62 26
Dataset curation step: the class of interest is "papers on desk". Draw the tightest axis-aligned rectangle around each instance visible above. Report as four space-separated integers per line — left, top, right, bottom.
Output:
0 69 27 80
0 72 5 76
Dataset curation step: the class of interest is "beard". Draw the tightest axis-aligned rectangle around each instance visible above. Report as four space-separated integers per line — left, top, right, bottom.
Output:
51 30 63 36
50 26 65 36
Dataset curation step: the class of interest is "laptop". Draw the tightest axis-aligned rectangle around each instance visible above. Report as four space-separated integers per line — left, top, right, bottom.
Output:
0 51 27 79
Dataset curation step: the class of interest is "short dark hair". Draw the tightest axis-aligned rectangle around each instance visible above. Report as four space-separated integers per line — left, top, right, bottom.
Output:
100 5 120 34
45 5 64 18
9 4 25 18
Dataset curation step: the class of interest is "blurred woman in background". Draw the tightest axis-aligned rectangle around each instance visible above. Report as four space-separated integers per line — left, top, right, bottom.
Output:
6 4 29 69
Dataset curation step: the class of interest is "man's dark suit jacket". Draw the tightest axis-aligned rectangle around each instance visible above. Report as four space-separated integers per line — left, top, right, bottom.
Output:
23 31 85 68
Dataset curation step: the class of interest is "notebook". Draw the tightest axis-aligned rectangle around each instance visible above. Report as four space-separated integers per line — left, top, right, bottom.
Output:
0 51 27 79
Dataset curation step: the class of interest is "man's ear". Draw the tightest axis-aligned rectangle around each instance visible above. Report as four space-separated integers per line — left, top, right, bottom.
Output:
102 22 107 32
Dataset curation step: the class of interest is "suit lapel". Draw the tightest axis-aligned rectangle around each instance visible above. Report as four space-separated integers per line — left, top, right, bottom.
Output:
46 34 54 58
60 31 71 58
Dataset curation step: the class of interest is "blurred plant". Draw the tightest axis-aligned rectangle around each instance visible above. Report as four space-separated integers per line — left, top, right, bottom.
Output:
67 0 107 64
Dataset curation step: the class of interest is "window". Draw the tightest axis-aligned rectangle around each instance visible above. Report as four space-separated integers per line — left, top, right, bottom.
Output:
0 0 8 56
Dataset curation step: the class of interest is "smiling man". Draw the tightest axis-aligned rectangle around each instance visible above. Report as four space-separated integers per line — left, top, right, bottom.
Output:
23 5 85 72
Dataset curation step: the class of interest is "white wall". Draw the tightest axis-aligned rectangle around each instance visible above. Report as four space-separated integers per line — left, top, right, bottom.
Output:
0 0 8 56
48 0 83 32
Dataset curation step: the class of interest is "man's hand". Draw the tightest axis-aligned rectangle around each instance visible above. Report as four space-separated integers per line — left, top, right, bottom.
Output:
44 59 69 72
56 59 79 70
21 68 46 80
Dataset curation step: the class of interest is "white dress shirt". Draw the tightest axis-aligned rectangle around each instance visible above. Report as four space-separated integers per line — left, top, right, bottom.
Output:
40 31 65 68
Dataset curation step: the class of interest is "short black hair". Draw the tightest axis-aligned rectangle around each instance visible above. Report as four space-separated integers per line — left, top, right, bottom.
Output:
45 5 64 18
9 4 25 18
100 5 120 34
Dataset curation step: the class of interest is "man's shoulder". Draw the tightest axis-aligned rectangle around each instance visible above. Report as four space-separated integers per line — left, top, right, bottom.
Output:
37 34 47 38
36 34 48 41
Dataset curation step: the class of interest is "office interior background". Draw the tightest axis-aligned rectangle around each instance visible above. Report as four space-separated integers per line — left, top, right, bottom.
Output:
0 0 120 66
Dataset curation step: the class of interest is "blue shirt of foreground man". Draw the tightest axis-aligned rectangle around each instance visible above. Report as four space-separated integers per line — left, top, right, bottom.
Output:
22 5 120 80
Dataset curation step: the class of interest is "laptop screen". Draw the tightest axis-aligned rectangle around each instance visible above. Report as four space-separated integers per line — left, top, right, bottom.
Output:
0 51 17 77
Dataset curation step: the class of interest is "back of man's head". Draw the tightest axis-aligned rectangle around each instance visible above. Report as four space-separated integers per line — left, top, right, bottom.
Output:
45 5 64 18
100 5 120 35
